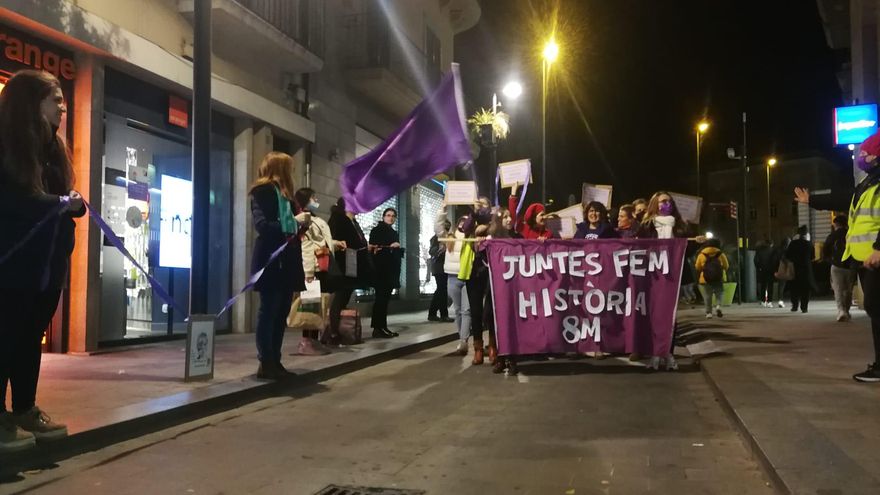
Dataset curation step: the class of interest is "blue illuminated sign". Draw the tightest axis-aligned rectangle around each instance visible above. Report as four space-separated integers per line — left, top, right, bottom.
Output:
835 104 878 145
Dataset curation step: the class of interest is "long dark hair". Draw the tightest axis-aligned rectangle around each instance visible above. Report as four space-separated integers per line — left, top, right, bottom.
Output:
583 201 609 226
0 70 72 193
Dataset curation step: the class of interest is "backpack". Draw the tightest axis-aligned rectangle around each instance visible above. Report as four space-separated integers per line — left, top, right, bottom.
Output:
702 251 723 284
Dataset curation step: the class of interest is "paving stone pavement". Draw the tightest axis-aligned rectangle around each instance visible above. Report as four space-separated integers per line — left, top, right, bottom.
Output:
2 345 772 495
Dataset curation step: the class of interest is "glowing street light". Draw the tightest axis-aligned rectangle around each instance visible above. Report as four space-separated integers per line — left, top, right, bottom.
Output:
502 81 523 100
766 157 777 238
542 38 559 203
696 120 710 197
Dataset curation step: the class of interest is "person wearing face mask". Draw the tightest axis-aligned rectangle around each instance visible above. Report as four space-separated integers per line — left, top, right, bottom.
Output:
290 188 347 355
436 203 472 355
575 201 618 239
632 198 648 224
509 182 551 240
637 191 693 371
795 130 880 382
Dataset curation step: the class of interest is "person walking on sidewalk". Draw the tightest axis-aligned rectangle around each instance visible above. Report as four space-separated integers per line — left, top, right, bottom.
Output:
695 239 729 319
785 225 814 313
0 70 85 452
368 208 404 339
754 239 776 307
250 152 309 380
824 215 857 322
435 203 471 355
795 131 880 382
427 221 453 323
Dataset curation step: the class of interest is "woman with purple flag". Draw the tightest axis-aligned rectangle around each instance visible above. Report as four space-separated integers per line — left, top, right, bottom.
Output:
0 70 85 451
369 208 404 338
249 152 309 380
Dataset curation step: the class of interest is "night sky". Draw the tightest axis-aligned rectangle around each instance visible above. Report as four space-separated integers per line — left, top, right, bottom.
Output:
456 0 847 206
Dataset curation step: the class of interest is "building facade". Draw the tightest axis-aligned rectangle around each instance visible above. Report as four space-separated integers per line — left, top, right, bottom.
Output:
0 0 479 353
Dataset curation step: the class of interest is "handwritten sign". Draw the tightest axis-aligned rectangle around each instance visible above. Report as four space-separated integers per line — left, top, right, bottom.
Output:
552 204 584 226
445 181 478 205
546 216 577 239
498 159 532 188
582 183 613 208
669 192 703 224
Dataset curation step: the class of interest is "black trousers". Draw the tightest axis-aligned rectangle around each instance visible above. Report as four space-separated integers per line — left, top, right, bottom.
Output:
466 271 489 340
429 273 449 318
329 287 355 336
860 267 880 364
789 279 811 311
757 273 775 303
371 286 393 330
0 289 61 413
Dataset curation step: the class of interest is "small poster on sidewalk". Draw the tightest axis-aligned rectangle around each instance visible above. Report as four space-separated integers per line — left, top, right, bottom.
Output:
185 315 215 382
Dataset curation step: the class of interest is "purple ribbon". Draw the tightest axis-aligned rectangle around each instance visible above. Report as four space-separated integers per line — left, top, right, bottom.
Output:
493 167 529 216
85 200 188 317
0 200 68 268
215 234 299 317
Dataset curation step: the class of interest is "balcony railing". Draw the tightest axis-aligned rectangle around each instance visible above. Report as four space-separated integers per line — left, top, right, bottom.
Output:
340 12 440 95
238 0 324 57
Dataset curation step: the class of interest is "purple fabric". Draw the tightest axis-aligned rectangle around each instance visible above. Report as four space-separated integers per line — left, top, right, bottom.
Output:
341 64 473 213
856 154 877 172
486 238 687 356
659 202 673 215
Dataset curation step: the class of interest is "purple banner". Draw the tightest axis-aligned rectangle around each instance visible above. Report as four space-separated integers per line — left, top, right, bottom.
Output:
486 238 687 357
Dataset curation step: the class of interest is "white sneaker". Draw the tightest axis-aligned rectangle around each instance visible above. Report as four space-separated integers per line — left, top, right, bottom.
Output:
666 354 679 371
778 301 785 308
0 411 35 453
837 310 846 322
455 340 468 356
649 356 661 370
706 313 714 319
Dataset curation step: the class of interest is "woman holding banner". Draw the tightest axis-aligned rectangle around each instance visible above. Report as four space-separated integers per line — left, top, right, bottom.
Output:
460 207 495 365
616 204 639 239
486 207 519 374
575 201 618 240
637 191 691 370
0 70 85 449
249 152 309 380
369 208 403 339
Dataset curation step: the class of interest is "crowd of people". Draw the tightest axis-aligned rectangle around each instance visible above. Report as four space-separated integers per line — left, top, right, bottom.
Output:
1 66 878 455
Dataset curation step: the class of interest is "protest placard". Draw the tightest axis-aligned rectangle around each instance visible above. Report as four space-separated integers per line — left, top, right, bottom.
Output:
669 192 703 224
445 181 478 205
581 183 613 208
498 159 532 188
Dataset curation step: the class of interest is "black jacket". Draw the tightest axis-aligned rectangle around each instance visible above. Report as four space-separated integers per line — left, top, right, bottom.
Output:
369 222 403 289
249 183 305 293
785 236 814 283
428 234 445 276
326 209 372 290
0 142 85 291
823 228 849 268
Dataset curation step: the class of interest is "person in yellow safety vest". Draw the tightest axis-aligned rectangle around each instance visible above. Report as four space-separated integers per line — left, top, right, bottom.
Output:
795 131 880 382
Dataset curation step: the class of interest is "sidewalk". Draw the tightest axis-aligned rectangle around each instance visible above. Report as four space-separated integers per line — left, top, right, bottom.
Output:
679 300 880 495
1 312 456 474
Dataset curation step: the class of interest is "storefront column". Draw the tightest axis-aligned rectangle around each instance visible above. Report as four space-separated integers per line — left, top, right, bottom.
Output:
231 119 255 334
69 54 104 353
399 186 421 302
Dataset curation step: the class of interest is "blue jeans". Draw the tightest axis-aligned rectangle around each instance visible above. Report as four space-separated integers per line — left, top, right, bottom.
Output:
447 276 470 342
256 288 295 363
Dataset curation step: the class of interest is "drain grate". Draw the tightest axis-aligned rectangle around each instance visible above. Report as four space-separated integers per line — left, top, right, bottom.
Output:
313 485 425 495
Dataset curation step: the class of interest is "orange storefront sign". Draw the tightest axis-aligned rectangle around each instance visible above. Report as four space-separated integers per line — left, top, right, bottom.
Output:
0 29 76 80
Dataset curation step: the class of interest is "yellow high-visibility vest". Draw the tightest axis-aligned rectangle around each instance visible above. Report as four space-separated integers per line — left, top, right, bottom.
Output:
844 182 880 262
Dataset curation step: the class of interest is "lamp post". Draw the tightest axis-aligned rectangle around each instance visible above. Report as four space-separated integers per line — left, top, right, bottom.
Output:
766 157 776 240
487 81 522 204
542 38 558 204
696 120 709 197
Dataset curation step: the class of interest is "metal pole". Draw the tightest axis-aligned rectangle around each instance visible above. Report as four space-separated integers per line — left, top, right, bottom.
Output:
191 0 211 315
739 112 748 305
734 203 742 305
541 60 547 204
766 164 772 241
696 131 701 197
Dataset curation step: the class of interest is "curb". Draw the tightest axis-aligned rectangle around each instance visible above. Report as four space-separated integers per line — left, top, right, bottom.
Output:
700 360 790 495
1 331 458 477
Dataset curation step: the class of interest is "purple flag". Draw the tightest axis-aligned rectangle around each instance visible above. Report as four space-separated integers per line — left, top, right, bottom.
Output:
341 63 473 213
486 238 687 357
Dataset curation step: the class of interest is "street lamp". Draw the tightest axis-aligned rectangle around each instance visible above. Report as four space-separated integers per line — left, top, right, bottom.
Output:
766 157 777 239
542 38 559 204
493 81 523 115
696 120 710 197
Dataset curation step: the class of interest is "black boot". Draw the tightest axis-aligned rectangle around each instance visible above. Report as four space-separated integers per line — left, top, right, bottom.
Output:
371 328 394 339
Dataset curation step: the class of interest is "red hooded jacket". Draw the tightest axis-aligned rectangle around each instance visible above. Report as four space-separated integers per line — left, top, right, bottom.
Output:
509 195 550 239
